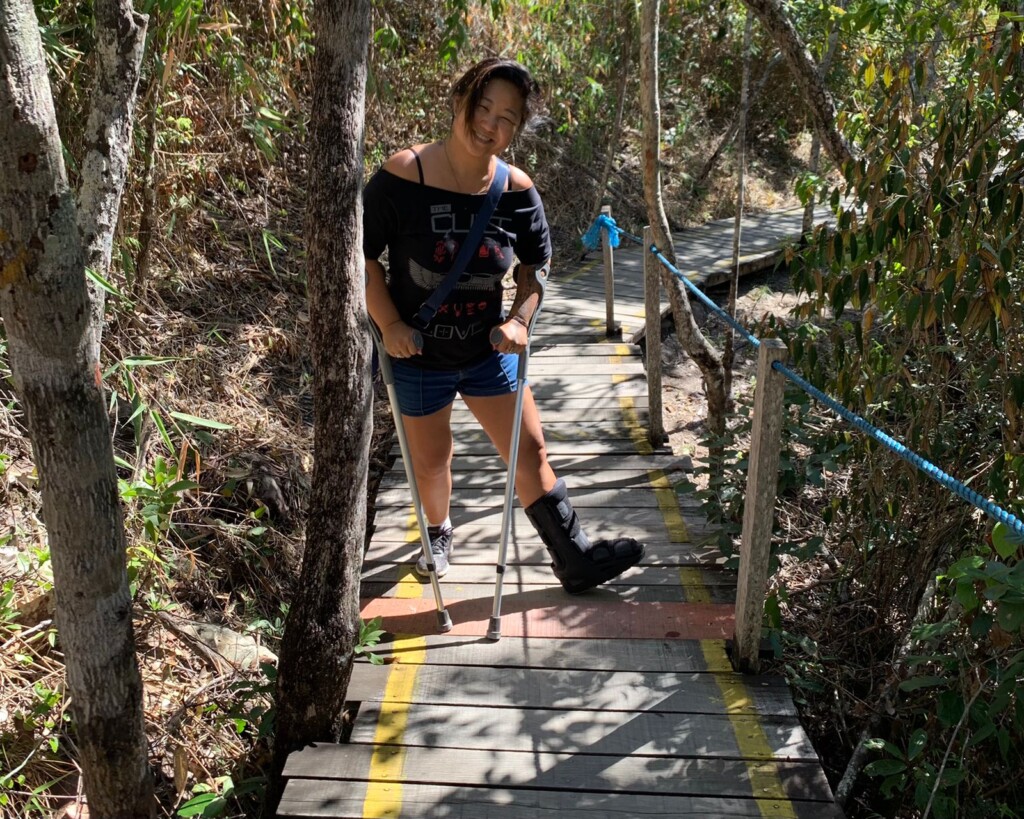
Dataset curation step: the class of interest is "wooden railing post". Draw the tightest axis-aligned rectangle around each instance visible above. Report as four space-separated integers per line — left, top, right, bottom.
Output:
733 337 788 673
642 226 664 446
601 205 620 338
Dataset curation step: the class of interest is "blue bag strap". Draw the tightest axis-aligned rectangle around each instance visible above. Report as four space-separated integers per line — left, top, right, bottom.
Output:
413 159 509 329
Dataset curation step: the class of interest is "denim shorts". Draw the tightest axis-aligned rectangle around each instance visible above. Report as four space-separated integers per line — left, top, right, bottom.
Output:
389 352 520 417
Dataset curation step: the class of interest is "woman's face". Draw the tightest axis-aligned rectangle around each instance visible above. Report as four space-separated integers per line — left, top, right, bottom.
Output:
453 78 524 160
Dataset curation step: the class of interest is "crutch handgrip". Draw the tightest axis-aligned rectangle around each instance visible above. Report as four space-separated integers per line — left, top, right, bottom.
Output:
411 329 424 353
489 327 504 346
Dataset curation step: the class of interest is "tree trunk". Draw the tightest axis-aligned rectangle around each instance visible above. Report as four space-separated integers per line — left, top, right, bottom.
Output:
0 1 154 816
590 1 634 218
741 0 856 170
133 76 162 296
802 7 843 235
269 0 373 808
77 0 148 354
639 0 727 459
684 51 781 221
724 10 754 402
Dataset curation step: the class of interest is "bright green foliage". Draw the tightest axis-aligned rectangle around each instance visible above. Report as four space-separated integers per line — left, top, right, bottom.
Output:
858 548 1024 817
354 615 386 665
784 11 1024 815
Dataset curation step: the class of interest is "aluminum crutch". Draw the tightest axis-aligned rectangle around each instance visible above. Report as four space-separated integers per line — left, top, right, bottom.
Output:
368 321 453 633
487 270 548 641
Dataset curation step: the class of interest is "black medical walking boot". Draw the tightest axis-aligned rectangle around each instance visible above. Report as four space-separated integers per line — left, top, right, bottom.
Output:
525 478 645 594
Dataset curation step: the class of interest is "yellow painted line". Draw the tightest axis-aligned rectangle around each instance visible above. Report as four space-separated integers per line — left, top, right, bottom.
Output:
395 564 423 600
404 510 420 544
679 566 710 603
608 345 633 366
648 469 689 543
700 640 799 818
620 396 688 542
397 511 425 599
362 635 426 818
618 396 652 455
561 258 599 281
672 544 797 815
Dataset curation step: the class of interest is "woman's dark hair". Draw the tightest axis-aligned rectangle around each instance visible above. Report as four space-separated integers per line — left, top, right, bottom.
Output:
450 57 542 135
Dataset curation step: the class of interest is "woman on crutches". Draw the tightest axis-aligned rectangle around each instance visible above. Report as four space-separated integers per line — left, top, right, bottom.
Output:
364 57 644 595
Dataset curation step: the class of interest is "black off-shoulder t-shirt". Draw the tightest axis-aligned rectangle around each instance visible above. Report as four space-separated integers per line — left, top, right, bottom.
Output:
363 168 551 371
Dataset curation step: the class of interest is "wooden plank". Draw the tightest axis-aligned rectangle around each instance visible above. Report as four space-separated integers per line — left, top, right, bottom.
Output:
391 440 657 458
278 779 842 819
372 547 727 573
370 509 705 538
361 562 730 590
421 411 654 429
537 306 647 325
362 635 722 672
538 395 652 409
350 702 818 761
409 453 686 472
445 419 638 439
283 744 832 801
377 486 673 509
531 343 642 356
380 468 693 491
549 275 647 295
371 505 689 538
341 663 795 716
360 580 731 605
361 597 734 640
362 541 723 571
359 575 732 605
527 380 647 400
392 438 663 457
527 362 647 375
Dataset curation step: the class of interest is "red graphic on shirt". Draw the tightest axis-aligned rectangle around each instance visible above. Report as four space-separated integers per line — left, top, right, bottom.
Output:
476 238 506 261
434 239 456 265
435 300 490 318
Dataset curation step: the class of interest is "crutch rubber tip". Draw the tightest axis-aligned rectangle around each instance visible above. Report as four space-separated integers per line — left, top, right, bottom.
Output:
437 610 453 633
486 616 502 641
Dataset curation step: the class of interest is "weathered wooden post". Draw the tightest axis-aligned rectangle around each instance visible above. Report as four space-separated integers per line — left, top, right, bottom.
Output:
601 204 620 338
643 226 664 446
733 337 788 673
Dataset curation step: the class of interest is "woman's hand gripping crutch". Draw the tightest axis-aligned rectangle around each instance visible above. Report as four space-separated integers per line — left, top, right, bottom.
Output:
487 264 548 641
367 320 454 633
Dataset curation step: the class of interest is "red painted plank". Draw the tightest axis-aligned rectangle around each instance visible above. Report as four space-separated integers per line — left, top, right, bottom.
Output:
360 596 734 640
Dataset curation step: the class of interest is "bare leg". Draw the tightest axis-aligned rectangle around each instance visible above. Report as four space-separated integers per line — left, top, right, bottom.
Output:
401 403 455 526
462 386 555 508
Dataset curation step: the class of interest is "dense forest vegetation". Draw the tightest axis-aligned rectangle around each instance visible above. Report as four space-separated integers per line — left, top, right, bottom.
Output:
1 0 1022 816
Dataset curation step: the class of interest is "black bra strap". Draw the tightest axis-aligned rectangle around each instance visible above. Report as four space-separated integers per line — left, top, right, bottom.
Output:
409 148 425 184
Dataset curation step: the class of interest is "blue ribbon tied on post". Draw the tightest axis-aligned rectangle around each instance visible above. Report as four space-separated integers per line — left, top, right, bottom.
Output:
582 213 622 252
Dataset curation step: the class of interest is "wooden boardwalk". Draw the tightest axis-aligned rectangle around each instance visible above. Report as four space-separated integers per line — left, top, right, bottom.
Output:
277 210 840 818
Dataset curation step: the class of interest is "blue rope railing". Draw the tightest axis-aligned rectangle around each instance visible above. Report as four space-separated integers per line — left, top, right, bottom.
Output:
584 214 1024 539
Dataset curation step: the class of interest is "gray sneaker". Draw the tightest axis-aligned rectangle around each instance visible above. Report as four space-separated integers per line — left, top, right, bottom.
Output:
416 527 453 578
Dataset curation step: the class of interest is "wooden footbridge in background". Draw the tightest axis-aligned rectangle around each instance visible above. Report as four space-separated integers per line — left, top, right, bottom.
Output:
277 207 841 817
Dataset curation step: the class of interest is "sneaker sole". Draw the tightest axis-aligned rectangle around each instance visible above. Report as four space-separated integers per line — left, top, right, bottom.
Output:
415 563 449 579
